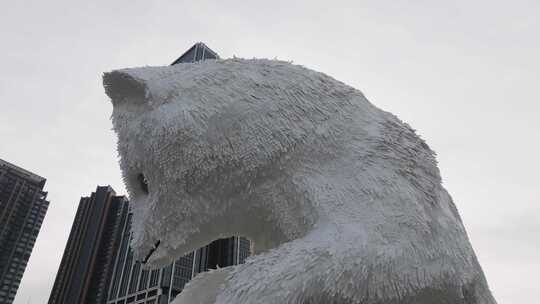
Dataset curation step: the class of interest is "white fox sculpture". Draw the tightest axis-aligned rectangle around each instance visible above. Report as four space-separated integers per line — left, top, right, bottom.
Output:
103 58 496 304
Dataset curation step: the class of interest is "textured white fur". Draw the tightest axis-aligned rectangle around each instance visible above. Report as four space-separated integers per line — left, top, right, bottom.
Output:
103 59 496 304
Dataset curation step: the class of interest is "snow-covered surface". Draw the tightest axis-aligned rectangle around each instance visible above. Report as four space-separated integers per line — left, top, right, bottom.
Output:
103 58 496 304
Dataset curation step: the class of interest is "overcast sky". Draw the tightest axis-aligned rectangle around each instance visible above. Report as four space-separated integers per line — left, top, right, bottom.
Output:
1 0 538 303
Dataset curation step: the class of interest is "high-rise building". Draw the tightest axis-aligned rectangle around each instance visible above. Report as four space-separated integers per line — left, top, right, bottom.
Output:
105 208 249 304
171 42 219 65
50 43 250 304
0 159 50 304
48 186 128 304
49 186 249 304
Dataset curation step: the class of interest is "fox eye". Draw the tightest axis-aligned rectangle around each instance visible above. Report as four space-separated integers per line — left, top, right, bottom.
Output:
137 173 149 194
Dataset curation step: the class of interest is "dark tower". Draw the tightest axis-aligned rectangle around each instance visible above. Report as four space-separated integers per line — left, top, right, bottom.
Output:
48 186 128 304
171 42 219 65
0 159 50 304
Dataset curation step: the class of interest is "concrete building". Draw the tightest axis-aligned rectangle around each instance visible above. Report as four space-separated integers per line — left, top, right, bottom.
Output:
0 159 49 304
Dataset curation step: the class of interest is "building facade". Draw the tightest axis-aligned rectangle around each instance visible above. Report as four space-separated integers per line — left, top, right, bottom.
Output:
105 210 249 304
49 186 250 304
48 186 128 304
0 159 50 304
171 42 219 65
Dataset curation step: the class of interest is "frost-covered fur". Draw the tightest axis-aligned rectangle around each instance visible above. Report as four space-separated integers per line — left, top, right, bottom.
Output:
103 59 496 304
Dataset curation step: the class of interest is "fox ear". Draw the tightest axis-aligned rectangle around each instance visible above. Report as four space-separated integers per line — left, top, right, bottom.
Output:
103 70 149 107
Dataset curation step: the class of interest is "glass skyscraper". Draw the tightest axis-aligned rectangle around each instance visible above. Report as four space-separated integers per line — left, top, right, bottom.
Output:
49 186 250 304
170 42 219 65
106 207 249 304
0 159 49 304
48 186 128 304
50 43 250 304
